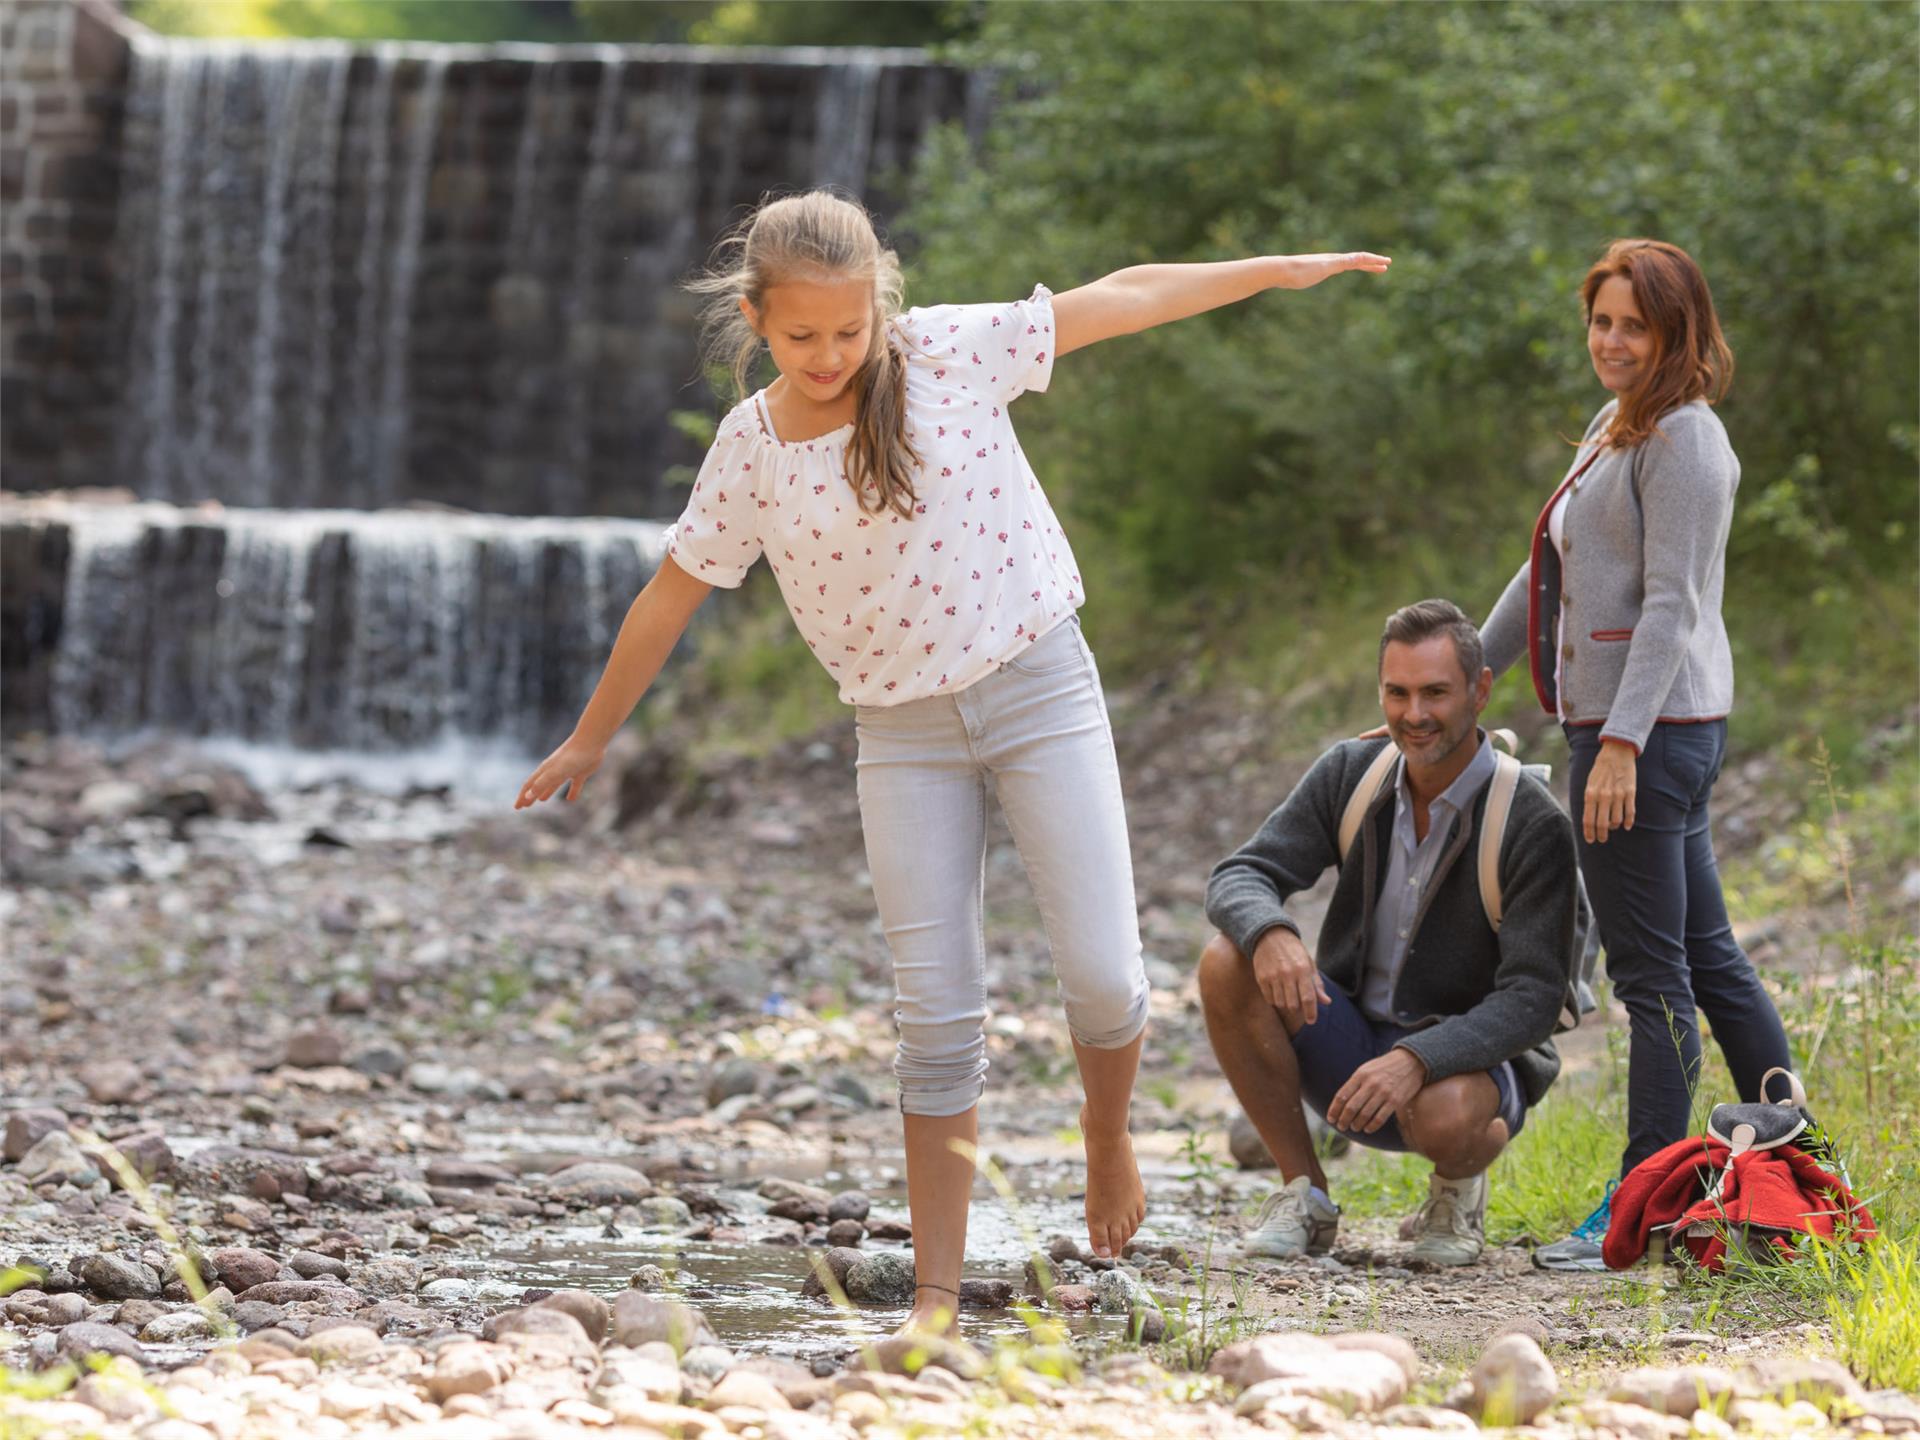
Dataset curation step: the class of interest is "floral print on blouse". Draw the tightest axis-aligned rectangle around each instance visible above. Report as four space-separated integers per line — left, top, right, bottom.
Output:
666 285 1085 707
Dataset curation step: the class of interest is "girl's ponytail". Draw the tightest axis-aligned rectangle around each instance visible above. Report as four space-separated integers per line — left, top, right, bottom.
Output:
688 190 920 519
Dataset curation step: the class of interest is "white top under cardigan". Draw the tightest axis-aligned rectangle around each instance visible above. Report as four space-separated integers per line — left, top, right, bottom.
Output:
666 286 1085 707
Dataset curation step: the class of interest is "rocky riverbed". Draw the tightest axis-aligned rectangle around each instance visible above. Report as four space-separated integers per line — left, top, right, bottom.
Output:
1 707 1908 1439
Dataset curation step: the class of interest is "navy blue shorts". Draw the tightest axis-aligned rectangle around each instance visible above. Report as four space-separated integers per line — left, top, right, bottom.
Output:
1291 985 1527 1152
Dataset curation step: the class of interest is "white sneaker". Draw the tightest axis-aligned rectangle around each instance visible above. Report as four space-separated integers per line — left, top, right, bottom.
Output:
1407 1170 1487 1266
1241 1174 1340 1260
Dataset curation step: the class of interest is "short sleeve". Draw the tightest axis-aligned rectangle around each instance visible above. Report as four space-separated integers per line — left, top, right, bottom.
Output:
899 284 1056 405
663 414 764 589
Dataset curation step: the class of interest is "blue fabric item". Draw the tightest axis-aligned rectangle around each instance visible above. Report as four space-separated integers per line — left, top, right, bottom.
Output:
1288 983 1526 1153
1571 1179 1618 1242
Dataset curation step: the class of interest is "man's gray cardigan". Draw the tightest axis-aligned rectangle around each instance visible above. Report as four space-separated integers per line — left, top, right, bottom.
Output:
1481 399 1739 753
1205 737 1577 1107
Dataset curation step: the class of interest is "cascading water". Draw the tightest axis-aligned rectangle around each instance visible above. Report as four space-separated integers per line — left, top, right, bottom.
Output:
22 497 664 756
12 35 971 765
107 37 965 519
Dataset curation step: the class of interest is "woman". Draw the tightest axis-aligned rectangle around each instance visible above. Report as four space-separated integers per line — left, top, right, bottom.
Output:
1480 238 1792 1272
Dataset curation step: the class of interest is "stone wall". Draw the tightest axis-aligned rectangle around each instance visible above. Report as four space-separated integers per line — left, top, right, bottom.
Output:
0 0 136 496
2 6 974 518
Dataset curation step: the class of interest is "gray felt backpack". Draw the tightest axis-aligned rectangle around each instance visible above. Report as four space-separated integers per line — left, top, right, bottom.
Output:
1337 729 1602 1033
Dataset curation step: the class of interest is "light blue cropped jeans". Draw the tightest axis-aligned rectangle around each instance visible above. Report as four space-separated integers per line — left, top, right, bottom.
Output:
854 616 1151 1116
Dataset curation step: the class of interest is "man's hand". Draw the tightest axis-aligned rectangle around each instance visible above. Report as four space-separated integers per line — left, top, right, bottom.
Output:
1326 1047 1428 1134
1251 927 1332 1029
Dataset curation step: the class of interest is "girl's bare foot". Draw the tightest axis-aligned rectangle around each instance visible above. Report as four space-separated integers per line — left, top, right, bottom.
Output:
895 1291 963 1342
1080 1104 1147 1259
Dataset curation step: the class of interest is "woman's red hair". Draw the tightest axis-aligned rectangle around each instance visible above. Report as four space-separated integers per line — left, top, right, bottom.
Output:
1582 239 1734 449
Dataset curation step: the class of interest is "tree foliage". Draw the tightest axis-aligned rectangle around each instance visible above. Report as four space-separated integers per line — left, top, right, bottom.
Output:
904 1 1919 615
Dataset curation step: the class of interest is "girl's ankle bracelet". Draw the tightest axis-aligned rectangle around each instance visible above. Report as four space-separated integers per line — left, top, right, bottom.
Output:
914 1282 960 1296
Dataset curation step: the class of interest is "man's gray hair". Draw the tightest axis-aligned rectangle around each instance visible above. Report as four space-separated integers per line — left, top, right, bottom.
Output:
1378 598 1485 683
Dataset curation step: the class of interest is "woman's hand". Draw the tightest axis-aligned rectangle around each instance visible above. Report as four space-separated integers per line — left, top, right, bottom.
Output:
1269 252 1393 290
1584 739 1638 843
515 734 607 809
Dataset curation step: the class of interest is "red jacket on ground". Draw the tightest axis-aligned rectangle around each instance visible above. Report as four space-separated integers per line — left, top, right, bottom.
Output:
1603 1136 1876 1271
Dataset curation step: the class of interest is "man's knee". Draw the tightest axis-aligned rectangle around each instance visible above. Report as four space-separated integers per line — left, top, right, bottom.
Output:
1197 933 1253 1013
1402 1074 1503 1159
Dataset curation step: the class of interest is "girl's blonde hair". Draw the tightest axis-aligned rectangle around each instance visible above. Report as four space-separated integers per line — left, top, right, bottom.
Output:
689 191 920 519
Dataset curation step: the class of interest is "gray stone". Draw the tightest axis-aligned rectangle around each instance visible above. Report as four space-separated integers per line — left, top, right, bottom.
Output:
287 1250 349 1280
635 1196 694 1231
4 1108 68 1162
18 1129 90 1183
75 1253 161 1300
1466 1333 1558 1424
1228 1110 1276 1170
844 1252 917 1305
482 1305 595 1356
351 1256 423 1298
679 1343 735 1382
229 1301 288 1333
284 1024 345 1068
550 1161 653 1206
424 1159 517 1191
1092 1268 1151 1315
1329 1331 1422 1386
825 1219 866 1247
231 1279 346 1306
594 1343 683 1404
610 1291 713 1355
139 1308 215 1343
1209 1332 1409 1414
78 1059 141 1104
295 1323 383 1363
1608 1366 1739 1416
1737 1357 1866 1415
426 1341 512 1402
533 1289 611 1345
56 1321 145 1363
800 1247 864 1301
827 1190 871 1224
758 1176 832 1209
706 1059 764 1109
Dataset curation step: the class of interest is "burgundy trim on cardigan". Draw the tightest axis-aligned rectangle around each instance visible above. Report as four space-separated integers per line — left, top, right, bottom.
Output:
1524 448 1605 716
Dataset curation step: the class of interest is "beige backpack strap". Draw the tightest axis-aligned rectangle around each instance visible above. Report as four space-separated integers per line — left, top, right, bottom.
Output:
1479 752 1524 932
1489 727 1519 756
1338 743 1401 862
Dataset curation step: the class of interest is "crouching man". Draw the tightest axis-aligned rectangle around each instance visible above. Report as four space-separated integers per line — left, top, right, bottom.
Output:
1200 600 1579 1265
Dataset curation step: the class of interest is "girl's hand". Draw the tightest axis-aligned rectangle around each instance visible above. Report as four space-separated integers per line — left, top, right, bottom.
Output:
515 735 606 809
1584 739 1638 844
1270 252 1392 290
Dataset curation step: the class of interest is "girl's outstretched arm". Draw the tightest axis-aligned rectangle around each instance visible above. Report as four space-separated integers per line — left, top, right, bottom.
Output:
1051 252 1389 358
514 555 712 807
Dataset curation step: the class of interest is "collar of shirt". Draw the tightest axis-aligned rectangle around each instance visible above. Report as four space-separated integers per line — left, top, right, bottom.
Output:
1392 729 1498 852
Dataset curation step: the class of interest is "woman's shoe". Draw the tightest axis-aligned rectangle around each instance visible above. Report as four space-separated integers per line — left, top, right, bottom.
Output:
1532 1179 1618 1272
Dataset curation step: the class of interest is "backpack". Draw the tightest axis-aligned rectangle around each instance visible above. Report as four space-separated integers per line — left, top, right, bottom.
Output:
1605 1069 1873 1270
1336 729 1601 1033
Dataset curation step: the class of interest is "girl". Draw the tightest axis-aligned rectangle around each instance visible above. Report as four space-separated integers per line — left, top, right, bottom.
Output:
516 190 1388 1337
1478 238 1793 1271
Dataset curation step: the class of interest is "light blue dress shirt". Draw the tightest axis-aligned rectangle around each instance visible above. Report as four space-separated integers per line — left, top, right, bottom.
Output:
1360 731 1498 1024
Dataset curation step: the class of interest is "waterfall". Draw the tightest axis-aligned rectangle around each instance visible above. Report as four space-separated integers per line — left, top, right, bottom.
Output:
22 498 666 752
103 38 966 519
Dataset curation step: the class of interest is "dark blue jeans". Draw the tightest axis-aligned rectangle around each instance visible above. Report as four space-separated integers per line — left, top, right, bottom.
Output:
1567 720 1792 1175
